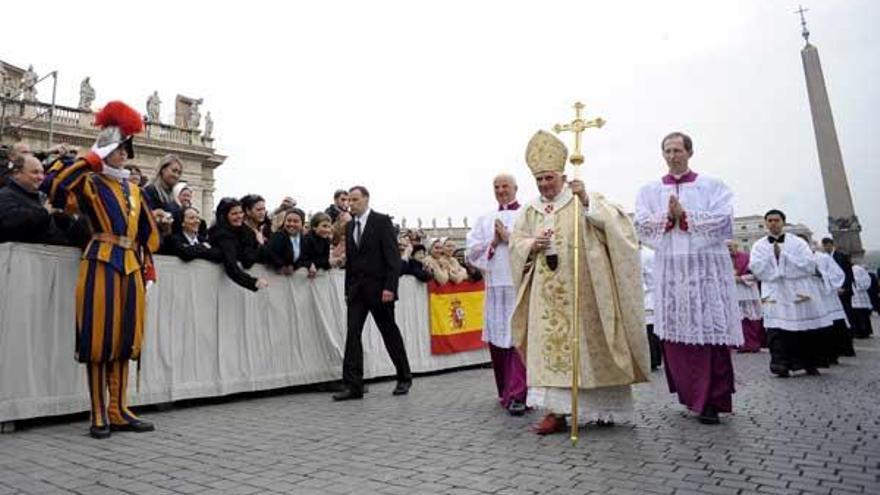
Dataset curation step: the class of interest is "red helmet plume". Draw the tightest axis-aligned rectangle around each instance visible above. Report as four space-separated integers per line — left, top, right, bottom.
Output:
93 100 144 136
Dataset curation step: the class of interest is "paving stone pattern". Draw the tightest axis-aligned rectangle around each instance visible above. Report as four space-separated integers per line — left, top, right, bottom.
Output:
1 330 878 494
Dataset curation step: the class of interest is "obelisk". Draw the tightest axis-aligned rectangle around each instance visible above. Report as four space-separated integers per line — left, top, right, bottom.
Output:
797 6 864 259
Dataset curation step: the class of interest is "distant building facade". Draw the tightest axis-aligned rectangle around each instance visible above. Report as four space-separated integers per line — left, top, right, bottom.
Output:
1 59 225 216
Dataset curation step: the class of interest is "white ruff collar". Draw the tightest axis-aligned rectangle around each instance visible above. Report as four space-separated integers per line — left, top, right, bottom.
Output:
101 164 131 184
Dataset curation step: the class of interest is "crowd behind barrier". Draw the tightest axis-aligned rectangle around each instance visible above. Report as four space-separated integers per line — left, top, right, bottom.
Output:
0 242 489 423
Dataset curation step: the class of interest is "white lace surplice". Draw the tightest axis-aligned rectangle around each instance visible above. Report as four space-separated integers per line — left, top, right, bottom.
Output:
749 235 832 331
735 274 764 321
634 175 742 346
814 252 848 323
852 265 872 309
466 207 520 348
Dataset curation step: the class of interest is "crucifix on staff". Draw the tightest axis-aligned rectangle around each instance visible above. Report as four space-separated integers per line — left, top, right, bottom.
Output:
509 102 649 442
553 101 605 444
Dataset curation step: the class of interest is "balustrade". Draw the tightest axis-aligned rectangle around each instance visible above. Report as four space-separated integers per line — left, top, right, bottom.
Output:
2 96 204 146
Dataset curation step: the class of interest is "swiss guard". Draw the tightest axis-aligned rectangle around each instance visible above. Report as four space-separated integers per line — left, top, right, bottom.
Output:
43 101 161 439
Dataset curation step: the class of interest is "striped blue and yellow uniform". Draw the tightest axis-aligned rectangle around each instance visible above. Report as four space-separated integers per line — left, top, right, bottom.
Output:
44 156 160 363
43 156 161 428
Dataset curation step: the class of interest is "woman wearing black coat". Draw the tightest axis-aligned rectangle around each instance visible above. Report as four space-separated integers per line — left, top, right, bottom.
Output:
163 206 218 262
300 212 333 277
206 198 268 291
265 208 306 274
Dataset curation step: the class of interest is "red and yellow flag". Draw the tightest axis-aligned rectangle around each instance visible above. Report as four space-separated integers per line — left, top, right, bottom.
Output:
428 280 486 354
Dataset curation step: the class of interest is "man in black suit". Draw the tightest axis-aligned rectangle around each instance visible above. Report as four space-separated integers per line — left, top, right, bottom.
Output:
822 237 855 324
333 185 412 401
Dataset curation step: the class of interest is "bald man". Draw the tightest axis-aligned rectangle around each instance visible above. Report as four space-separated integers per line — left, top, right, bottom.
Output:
466 174 527 415
0 154 67 244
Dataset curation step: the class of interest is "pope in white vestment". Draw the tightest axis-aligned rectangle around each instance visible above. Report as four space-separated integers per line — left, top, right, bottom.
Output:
510 130 649 435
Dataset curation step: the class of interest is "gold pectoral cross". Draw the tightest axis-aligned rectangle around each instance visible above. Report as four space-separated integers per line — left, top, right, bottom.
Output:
552 101 605 166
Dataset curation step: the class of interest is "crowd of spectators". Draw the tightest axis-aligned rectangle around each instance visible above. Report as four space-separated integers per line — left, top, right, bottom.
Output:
0 141 487 294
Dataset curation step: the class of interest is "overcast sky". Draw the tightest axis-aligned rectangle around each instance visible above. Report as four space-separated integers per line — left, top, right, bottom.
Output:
4 0 878 247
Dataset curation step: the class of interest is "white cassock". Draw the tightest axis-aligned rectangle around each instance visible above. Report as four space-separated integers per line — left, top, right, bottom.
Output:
735 276 762 319
734 273 763 321
852 265 872 309
466 206 520 348
813 251 848 324
749 235 830 331
640 246 655 326
634 174 742 346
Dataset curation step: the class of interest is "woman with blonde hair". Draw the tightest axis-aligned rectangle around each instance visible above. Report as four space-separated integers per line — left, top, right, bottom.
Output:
144 154 182 213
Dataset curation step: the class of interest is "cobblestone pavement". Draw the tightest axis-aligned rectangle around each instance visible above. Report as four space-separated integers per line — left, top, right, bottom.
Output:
2 333 878 495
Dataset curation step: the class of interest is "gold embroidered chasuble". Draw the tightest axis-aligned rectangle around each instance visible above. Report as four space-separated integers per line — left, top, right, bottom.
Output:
510 187 650 390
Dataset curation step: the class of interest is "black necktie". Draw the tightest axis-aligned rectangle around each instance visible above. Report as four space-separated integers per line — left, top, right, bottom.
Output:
769 234 785 244
354 219 361 246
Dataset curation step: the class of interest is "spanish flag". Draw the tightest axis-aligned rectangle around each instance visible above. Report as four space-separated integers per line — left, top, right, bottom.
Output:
428 280 486 354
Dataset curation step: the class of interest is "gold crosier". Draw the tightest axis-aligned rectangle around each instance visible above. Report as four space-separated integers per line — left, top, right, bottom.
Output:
552 101 605 445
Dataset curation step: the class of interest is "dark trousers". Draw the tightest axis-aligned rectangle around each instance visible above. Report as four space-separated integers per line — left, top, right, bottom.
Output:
646 324 663 370
831 319 856 357
852 308 874 338
840 294 855 332
342 297 411 393
766 327 823 374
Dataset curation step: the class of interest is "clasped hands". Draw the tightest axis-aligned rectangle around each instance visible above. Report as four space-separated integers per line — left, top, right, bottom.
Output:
667 195 685 224
491 219 509 248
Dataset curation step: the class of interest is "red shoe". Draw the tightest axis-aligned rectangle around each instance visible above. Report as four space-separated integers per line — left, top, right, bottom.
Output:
530 414 567 435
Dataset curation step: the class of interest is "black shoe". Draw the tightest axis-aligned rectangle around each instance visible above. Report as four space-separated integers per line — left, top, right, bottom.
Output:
332 389 364 401
508 401 526 416
392 381 412 396
770 364 790 378
698 406 720 425
319 381 347 392
805 367 821 376
595 419 616 428
110 419 155 433
89 425 111 439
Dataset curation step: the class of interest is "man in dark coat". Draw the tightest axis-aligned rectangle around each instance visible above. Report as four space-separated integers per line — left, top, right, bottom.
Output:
0 154 69 245
324 189 349 223
333 185 412 401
